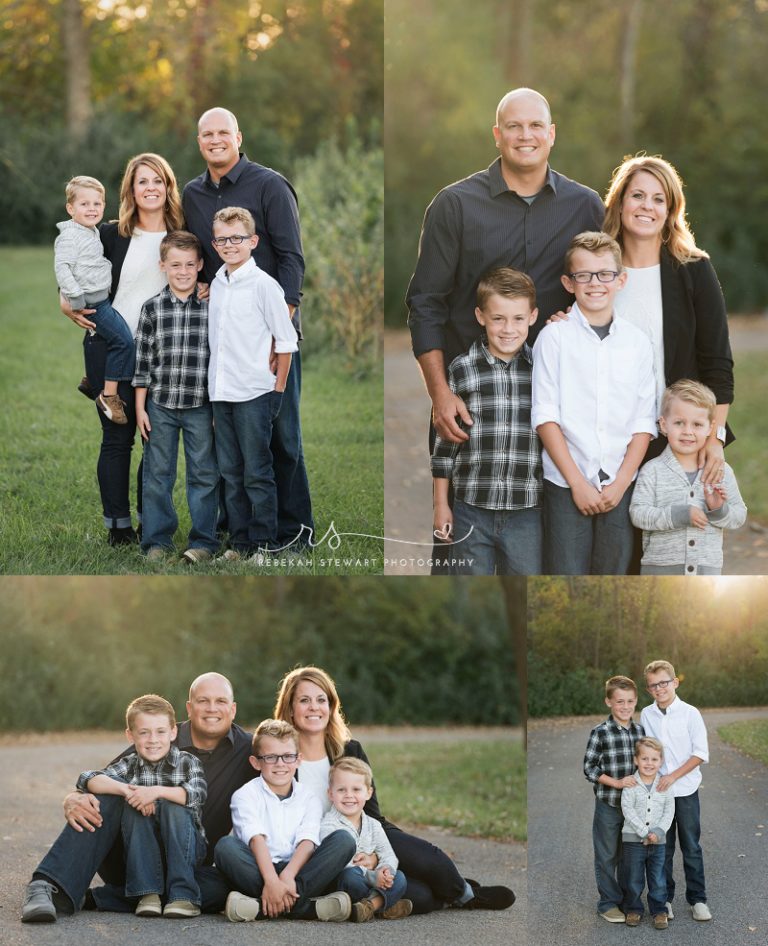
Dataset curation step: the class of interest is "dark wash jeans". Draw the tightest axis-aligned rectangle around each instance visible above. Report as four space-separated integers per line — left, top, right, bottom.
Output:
336 865 408 910
622 841 667 916
84 333 141 529
592 798 624 914
89 298 135 383
214 829 356 917
665 791 707 905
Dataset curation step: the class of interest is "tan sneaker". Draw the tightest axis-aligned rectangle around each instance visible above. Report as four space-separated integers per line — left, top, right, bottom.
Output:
625 912 642 927
163 900 200 918
380 898 413 920
351 898 376 922
653 913 669 929
182 548 213 564
314 891 351 921
599 907 626 923
97 392 128 424
135 894 162 917
225 890 260 922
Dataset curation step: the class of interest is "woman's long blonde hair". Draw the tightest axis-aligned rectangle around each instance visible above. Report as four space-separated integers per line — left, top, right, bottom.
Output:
274 666 351 762
117 152 184 237
603 155 707 264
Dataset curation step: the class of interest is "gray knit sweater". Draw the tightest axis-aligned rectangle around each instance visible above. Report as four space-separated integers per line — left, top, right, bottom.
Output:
621 771 675 844
54 220 112 310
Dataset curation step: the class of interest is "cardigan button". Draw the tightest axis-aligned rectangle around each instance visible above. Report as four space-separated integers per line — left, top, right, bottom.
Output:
688 539 695 546
687 565 695 573
690 491 694 497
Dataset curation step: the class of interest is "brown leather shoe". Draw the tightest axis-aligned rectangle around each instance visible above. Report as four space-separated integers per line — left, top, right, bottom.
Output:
653 913 669 929
625 912 642 927
380 899 413 920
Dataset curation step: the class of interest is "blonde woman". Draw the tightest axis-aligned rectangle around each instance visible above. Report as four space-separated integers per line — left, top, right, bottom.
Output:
274 666 515 915
61 153 183 546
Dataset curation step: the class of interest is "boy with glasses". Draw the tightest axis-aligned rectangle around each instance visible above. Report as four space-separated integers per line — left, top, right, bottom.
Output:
532 231 657 574
214 719 355 922
208 207 301 561
640 660 711 922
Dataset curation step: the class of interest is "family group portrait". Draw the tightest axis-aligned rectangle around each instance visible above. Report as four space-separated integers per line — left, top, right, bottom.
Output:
384 0 768 577
0 0 384 576
0 576 524 946
528 576 768 941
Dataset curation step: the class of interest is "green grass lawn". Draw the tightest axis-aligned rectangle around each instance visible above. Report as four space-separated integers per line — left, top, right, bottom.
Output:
718 719 768 766
0 247 383 574
364 737 526 843
729 350 768 522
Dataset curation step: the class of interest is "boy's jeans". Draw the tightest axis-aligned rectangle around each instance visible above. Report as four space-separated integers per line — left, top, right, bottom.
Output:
665 791 707 905
214 829 356 917
141 401 219 553
336 865 408 910
212 391 283 552
90 299 135 382
622 841 667 916
592 798 624 914
121 801 206 904
543 480 634 575
451 500 542 575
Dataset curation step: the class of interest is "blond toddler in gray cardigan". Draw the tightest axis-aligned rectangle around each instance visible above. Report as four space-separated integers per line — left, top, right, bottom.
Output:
630 379 746 575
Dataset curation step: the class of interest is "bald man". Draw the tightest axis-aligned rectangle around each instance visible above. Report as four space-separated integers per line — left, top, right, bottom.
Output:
22 673 253 922
183 108 313 549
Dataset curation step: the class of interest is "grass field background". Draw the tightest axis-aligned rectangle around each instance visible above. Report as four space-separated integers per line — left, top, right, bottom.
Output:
719 719 768 766
727 349 768 523
0 248 383 575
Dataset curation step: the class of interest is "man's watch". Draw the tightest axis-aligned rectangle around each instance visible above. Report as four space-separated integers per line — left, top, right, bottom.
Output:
715 425 726 445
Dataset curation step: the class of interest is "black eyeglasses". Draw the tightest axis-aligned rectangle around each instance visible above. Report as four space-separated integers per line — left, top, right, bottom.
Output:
256 753 299 764
647 679 674 691
568 270 620 284
212 235 250 247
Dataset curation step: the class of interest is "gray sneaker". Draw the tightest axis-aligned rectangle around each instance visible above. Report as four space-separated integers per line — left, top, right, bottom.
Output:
21 880 58 923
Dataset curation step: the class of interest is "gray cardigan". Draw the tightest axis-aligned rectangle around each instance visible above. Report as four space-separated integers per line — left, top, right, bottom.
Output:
54 219 113 310
621 772 676 844
630 445 746 570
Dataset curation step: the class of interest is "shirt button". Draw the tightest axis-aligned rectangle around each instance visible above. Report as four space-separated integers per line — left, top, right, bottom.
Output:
690 491 694 497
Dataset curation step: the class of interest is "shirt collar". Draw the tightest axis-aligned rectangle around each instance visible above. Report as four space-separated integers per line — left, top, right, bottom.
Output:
488 157 556 198
163 285 200 307
205 153 249 187
477 335 533 368
606 714 636 733
570 301 617 336
257 775 298 802
136 744 179 772
216 256 257 284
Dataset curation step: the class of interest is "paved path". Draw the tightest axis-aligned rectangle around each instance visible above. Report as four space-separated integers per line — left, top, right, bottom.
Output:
384 318 768 575
528 707 768 945
1 730 524 946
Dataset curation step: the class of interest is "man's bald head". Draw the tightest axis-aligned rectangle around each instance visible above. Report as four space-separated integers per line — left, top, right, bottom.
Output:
197 107 239 135
495 88 552 126
188 671 234 702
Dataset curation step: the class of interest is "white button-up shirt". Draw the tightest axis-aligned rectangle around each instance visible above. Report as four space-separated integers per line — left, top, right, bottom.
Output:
230 776 321 863
532 303 657 489
640 696 709 797
208 257 298 402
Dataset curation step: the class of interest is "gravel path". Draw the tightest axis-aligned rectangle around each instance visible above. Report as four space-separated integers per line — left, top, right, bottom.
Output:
528 707 768 945
384 318 768 575
1 729 524 946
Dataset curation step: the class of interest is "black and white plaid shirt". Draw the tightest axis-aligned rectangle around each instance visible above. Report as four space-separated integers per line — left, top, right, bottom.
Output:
583 716 645 807
431 338 542 510
133 287 209 409
77 745 207 831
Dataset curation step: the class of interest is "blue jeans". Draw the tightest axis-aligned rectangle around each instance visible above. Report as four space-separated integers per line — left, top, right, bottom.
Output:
336 865 408 911
214 829 356 918
622 841 667 916
141 400 219 552
84 334 141 529
121 801 206 904
213 391 284 552
90 299 135 382
452 499 542 575
543 480 634 575
592 798 624 914
665 791 707 905
272 350 314 546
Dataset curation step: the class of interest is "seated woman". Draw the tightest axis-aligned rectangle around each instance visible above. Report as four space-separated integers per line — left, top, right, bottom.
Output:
273 665 515 915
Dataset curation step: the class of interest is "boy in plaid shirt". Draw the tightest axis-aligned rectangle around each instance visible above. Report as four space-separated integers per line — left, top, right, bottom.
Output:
133 230 219 564
583 675 645 924
77 694 207 918
431 268 542 575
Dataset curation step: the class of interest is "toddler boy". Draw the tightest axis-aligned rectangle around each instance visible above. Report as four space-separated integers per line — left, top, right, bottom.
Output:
640 660 711 922
207 208 300 561
320 757 412 922
133 230 219 563
630 379 746 575
215 719 355 922
431 268 542 575
77 694 207 918
621 737 675 930
532 231 657 574
583 675 645 923
54 175 134 424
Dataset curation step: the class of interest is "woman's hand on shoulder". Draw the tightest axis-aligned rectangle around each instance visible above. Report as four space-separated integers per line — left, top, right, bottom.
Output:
60 293 97 330
546 305 572 325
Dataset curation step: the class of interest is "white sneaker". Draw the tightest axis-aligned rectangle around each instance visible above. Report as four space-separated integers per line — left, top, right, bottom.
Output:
665 901 674 920
315 890 352 921
691 902 712 921
135 893 162 917
225 890 260 922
